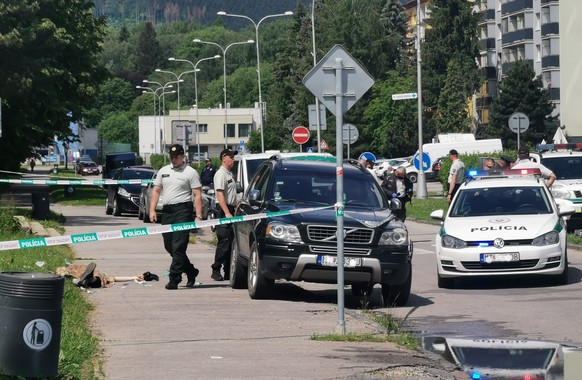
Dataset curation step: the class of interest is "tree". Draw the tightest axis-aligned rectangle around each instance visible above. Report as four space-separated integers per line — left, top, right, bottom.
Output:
84 77 136 128
97 112 138 151
135 22 163 76
435 59 471 134
0 0 107 170
421 0 480 137
484 60 555 149
363 69 420 158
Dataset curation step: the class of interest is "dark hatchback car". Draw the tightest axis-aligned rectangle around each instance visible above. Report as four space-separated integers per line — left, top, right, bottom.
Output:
106 166 155 216
78 161 100 176
230 156 413 307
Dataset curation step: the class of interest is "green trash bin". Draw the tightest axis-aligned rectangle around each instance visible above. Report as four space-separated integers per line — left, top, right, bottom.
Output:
0 272 64 378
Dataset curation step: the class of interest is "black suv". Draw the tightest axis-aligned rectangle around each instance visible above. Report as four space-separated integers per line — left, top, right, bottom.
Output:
230 156 413 307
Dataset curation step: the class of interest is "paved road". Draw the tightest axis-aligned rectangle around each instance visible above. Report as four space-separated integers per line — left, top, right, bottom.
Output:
52 205 463 380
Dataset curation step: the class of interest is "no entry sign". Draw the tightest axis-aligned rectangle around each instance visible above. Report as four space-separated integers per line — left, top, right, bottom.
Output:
292 126 310 144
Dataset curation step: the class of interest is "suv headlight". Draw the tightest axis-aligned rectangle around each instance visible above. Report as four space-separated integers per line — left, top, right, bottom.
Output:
551 184 571 200
117 187 130 197
441 234 467 249
266 222 302 243
532 231 559 246
379 228 408 245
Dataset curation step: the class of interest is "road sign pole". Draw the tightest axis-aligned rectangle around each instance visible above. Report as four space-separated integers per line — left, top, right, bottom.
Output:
333 57 346 335
415 0 427 199
517 118 521 150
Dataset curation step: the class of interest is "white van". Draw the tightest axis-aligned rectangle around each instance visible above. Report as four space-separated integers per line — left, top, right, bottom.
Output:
406 138 503 182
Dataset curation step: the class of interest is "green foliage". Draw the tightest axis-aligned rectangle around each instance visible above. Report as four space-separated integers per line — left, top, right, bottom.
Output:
135 22 163 76
84 77 136 128
97 112 138 151
0 208 22 234
0 0 107 171
421 0 480 135
484 60 555 149
363 70 419 158
150 154 168 169
435 59 471 133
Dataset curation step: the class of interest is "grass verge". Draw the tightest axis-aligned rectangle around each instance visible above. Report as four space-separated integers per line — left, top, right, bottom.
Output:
310 311 417 350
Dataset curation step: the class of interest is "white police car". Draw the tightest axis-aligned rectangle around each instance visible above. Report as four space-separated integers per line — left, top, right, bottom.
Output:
430 168 576 288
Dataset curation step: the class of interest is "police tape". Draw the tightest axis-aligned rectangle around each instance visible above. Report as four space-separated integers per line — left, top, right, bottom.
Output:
0 205 333 251
0 178 152 186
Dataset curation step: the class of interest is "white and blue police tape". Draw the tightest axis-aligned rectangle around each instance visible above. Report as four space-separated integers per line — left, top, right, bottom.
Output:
0 178 152 186
0 205 333 251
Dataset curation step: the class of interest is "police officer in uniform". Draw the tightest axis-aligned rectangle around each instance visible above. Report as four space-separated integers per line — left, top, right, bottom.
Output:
211 148 238 281
150 144 203 290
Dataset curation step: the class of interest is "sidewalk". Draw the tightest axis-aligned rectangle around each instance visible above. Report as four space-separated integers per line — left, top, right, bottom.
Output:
51 204 465 380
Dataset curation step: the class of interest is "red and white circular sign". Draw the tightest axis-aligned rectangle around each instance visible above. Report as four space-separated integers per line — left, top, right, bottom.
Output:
292 126 310 145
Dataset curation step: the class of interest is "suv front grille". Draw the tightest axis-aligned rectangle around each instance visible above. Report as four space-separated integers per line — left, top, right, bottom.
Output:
310 245 371 256
307 225 373 244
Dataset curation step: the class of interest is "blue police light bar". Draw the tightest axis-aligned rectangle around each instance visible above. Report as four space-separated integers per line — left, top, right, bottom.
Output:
536 143 582 151
467 168 542 179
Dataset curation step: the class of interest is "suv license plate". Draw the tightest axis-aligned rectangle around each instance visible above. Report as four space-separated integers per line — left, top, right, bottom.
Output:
480 252 519 264
317 255 362 268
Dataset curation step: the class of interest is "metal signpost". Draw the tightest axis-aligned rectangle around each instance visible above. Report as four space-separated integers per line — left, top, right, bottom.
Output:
342 123 358 158
508 112 530 150
303 44 374 334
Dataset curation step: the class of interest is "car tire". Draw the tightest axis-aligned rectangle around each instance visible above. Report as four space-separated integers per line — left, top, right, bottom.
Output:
138 203 144 220
113 197 121 216
381 268 412 307
351 283 374 297
143 207 150 223
229 239 247 289
437 273 455 289
105 198 113 215
247 242 273 299
407 172 418 183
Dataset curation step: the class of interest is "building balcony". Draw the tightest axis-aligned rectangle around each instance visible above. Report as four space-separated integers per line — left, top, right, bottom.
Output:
548 87 560 101
502 29 533 45
541 22 559 36
542 55 560 69
502 0 533 14
502 59 534 74
479 38 496 50
479 66 498 80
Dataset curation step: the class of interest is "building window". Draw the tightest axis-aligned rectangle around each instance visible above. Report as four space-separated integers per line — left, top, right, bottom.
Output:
541 7 550 24
225 124 235 138
239 123 252 138
542 39 551 57
535 12 540 30
536 44 541 62
196 123 208 133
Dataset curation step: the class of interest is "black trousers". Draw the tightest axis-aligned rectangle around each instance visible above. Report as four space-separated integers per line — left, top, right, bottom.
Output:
212 205 235 272
162 202 196 279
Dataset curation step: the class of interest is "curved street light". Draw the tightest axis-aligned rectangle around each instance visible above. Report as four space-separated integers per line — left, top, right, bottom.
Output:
168 55 221 162
217 11 293 153
193 38 254 149
137 84 174 154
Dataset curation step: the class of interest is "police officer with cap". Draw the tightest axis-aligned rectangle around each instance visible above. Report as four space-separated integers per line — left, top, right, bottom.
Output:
211 148 238 281
150 144 203 290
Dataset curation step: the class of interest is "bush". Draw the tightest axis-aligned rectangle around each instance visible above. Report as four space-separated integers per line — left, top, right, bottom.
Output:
0 208 22 234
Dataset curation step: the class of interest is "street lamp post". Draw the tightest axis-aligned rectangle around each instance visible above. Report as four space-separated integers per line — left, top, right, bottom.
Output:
143 80 175 154
137 84 174 155
193 38 254 149
168 55 221 163
217 11 293 153
155 68 191 154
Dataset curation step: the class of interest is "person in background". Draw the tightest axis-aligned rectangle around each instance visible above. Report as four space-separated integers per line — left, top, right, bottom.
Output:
513 147 556 187
29 157 36 172
212 148 238 281
497 155 515 169
149 144 203 290
359 157 381 183
381 166 413 221
447 149 465 203
200 158 217 187
483 157 499 170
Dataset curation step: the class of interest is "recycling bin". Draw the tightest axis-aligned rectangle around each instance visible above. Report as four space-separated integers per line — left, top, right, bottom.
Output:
31 191 50 220
0 272 64 378
52 164 58 174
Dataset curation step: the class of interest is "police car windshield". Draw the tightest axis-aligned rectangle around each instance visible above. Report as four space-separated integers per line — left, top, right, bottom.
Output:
450 186 552 217
541 156 582 180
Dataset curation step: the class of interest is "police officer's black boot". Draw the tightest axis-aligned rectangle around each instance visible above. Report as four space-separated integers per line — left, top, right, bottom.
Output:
165 276 182 290
185 266 199 288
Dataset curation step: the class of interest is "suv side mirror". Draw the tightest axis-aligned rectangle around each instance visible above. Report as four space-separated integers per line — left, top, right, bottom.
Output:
390 198 402 210
249 189 261 203
236 182 244 194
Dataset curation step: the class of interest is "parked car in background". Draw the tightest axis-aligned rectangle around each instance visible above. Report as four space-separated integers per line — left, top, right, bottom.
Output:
103 151 137 180
431 157 444 181
230 155 413 307
78 161 100 176
75 156 93 174
106 166 155 216
374 157 409 180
